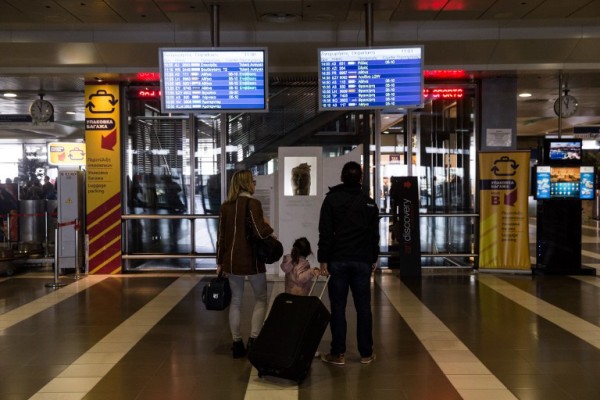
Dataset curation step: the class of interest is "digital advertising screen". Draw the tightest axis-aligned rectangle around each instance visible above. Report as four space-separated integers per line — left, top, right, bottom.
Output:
535 165 595 200
543 138 582 165
159 47 268 113
317 46 424 111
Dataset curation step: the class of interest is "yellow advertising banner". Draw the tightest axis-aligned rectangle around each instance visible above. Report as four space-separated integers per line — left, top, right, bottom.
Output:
479 151 530 271
84 84 122 274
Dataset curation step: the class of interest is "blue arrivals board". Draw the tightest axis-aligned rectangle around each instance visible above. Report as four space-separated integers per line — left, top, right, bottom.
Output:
318 46 424 111
159 48 268 113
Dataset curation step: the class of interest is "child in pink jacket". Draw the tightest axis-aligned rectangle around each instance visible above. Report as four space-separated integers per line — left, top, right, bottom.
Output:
280 237 320 296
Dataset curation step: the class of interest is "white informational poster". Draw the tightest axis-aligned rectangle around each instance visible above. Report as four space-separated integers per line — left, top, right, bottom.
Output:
278 147 323 275
275 146 363 276
486 128 513 147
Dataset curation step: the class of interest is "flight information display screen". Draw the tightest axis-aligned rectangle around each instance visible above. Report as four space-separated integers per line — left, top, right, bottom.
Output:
318 46 423 111
159 48 268 113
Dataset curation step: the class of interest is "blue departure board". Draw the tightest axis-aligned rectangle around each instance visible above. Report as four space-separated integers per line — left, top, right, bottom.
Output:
318 46 423 111
159 48 268 113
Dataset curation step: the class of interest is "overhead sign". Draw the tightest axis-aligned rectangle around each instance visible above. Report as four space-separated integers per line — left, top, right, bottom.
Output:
159 47 269 112
573 126 600 138
0 114 54 129
318 46 424 111
47 142 86 166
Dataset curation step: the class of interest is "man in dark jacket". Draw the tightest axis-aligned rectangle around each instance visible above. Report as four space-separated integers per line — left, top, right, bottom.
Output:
318 161 379 366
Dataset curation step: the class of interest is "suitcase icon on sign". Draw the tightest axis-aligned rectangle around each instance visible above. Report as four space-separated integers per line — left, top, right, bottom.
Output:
86 90 119 114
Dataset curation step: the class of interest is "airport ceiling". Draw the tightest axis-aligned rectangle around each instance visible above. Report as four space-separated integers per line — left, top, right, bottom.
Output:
1 0 600 142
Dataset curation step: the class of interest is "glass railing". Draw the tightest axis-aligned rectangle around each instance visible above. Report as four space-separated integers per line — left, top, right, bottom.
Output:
121 212 479 271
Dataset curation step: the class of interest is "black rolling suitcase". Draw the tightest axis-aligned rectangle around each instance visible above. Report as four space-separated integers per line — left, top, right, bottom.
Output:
248 277 330 384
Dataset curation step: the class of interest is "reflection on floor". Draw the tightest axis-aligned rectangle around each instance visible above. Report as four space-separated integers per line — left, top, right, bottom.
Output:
1 220 600 399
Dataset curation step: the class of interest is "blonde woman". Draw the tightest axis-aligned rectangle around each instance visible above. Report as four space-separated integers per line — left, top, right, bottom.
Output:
216 170 274 358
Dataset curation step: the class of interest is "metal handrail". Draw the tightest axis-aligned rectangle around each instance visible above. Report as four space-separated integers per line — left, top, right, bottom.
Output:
379 211 480 260
121 212 480 263
121 214 218 263
122 214 218 220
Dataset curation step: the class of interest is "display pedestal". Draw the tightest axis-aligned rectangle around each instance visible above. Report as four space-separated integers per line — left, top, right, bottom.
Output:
533 199 595 275
388 176 421 277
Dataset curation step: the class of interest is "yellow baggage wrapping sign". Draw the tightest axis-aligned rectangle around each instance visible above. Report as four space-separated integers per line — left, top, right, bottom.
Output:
84 84 122 274
479 152 530 271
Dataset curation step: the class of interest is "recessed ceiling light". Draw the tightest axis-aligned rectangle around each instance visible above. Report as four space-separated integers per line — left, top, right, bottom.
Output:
66 111 76 115
519 92 532 98
3 93 17 98
260 13 301 23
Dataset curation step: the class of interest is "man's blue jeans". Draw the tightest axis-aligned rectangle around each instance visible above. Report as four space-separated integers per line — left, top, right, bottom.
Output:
327 261 373 357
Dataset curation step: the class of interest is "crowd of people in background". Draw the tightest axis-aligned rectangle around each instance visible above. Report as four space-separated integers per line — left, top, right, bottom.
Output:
17 176 57 200
0 175 56 203
0 176 57 242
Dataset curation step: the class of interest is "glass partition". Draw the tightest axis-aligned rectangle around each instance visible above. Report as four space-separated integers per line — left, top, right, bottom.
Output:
377 84 478 268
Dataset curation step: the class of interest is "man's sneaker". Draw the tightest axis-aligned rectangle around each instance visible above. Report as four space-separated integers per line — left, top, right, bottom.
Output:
360 354 376 364
320 353 345 366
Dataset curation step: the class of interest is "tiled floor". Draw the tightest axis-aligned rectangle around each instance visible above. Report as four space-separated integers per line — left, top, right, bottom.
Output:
1 219 600 399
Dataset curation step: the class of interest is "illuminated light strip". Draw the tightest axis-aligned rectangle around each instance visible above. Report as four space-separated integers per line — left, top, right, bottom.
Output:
137 89 161 98
424 70 467 79
136 72 161 81
424 88 464 99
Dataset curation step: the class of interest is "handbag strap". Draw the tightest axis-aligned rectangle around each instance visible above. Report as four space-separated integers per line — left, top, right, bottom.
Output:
243 196 254 239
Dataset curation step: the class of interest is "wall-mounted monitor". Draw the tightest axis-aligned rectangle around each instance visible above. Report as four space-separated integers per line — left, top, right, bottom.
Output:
159 47 268 113
534 165 595 200
318 46 424 111
542 138 582 165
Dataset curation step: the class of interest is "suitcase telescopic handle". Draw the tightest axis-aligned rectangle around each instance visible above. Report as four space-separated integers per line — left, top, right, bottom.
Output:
308 274 330 299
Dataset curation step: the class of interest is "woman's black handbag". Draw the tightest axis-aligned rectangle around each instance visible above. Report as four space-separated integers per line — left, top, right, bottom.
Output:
245 198 284 264
252 235 284 264
202 274 231 310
